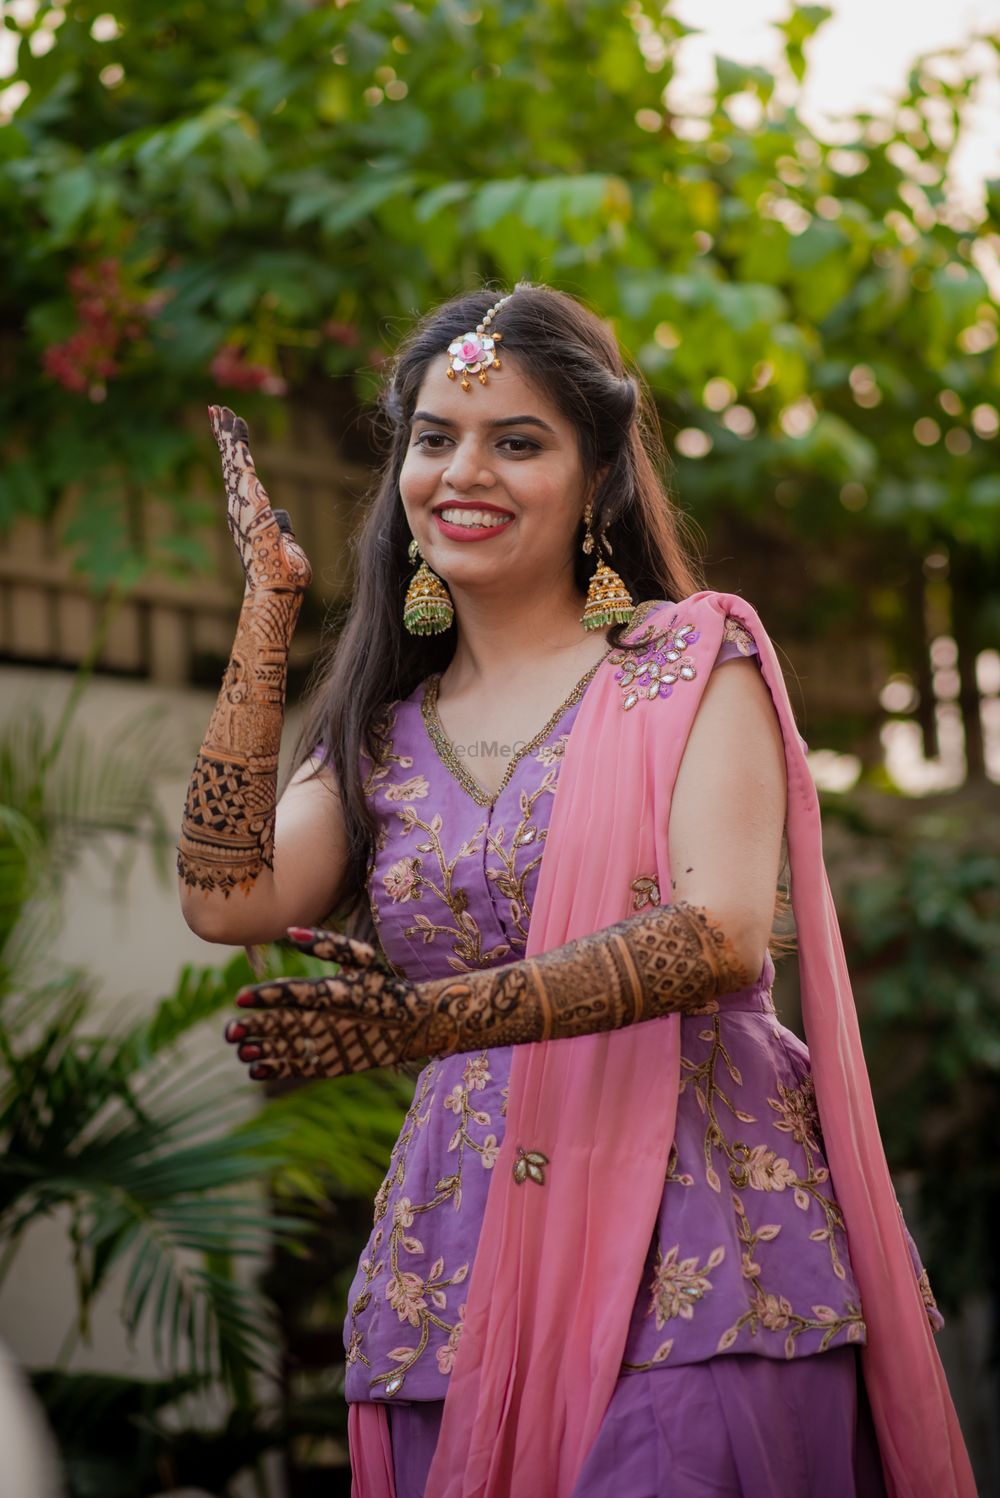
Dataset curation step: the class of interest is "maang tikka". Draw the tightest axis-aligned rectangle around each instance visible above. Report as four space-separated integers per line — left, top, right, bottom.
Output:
445 292 515 390
581 502 636 629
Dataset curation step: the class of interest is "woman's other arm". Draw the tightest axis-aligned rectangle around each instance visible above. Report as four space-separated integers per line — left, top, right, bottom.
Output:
666 648 787 983
177 406 350 945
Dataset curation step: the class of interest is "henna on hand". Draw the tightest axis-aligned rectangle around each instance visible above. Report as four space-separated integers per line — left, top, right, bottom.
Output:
224 903 751 1081
213 405 312 593
177 407 312 896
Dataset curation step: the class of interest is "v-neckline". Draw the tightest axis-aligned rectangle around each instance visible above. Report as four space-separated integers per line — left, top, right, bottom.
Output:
420 649 611 809
417 601 664 807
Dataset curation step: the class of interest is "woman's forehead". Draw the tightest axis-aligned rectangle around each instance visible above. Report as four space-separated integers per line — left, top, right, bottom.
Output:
410 356 568 430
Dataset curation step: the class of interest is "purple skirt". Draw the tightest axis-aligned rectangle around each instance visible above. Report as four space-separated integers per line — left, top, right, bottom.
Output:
382 1348 888 1498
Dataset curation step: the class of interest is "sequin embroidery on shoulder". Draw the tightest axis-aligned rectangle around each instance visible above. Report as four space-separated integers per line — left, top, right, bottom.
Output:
607 612 701 711
723 616 757 655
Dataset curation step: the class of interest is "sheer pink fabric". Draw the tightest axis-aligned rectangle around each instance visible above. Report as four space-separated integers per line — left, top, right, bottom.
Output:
353 591 975 1498
350 1402 395 1496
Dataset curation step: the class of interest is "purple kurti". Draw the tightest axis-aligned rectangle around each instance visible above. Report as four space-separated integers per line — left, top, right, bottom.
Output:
343 622 942 1411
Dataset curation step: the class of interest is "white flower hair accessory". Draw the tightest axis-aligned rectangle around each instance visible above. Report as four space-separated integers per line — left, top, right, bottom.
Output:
446 292 515 390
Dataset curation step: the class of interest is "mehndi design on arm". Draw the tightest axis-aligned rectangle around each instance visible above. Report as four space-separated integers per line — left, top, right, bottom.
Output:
224 902 751 1080
177 407 312 896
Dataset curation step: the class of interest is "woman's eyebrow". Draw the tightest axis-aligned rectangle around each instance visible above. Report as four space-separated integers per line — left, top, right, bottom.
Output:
411 410 555 434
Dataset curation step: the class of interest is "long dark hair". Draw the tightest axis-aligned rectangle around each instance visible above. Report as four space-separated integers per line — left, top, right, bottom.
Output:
294 282 706 923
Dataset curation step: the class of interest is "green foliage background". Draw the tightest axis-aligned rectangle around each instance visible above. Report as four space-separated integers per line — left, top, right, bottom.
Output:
2 0 999 602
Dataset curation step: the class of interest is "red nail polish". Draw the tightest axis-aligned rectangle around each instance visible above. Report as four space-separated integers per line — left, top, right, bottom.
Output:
287 926 314 942
238 1043 262 1062
225 1020 248 1042
249 1062 272 1081
235 991 255 1008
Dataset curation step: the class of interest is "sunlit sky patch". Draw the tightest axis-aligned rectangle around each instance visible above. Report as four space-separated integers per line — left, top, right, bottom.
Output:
668 0 1000 209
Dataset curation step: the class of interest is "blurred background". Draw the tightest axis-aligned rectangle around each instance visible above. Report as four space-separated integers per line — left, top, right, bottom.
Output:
1 0 998 1493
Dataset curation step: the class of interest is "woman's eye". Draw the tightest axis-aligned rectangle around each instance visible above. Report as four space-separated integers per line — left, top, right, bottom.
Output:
412 433 539 455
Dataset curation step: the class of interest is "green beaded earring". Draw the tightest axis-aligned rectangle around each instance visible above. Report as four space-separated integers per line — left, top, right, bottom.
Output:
403 538 454 635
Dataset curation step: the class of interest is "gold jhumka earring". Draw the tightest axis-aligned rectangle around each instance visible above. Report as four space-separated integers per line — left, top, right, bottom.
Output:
580 501 635 630
403 537 454 635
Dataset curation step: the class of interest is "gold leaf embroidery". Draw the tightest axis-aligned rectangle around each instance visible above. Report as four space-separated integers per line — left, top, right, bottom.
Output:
630 874 660 910
513 1147 548 1186
723 616 757 655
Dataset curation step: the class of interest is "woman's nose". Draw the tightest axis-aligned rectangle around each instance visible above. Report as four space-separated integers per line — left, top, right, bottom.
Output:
443 440 496 491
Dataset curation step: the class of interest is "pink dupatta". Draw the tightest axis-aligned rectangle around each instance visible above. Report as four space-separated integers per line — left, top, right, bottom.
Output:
352 590 975 1498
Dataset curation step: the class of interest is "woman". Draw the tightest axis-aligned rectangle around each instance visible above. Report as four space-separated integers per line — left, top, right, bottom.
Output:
178 285 974 1497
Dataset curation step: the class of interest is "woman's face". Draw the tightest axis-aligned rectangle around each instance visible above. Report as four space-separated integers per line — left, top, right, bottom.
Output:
398 352 593 603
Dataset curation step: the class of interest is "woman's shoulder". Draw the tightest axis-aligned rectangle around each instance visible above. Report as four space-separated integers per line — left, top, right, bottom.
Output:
624 592 764 649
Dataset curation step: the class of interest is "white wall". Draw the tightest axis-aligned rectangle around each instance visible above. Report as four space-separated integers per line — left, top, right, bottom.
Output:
0 664 298 1377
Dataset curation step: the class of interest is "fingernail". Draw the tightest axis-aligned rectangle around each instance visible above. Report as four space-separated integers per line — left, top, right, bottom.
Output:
238 1043 262 1062
225 1020 248 1042
287 927 314 942
249 1062 274 1081
235 991 255 1008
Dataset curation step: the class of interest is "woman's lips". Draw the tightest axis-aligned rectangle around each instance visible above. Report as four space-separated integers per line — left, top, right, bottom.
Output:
432 510 514 542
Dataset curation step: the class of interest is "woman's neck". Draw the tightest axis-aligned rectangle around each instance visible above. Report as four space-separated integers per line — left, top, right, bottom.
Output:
441 583 598 690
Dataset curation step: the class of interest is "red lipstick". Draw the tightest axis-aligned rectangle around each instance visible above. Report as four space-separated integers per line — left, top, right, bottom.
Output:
432 500 514 543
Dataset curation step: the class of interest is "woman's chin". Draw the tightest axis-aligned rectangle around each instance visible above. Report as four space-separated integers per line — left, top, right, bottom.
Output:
427 543 514 582
439 564 512 600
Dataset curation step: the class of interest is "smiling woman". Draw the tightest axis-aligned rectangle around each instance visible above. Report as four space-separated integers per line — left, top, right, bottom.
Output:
177 284 974 1498
405 393 578 570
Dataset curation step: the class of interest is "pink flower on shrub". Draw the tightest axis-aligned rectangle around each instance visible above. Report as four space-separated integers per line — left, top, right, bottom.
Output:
209 343 288 397
43 257 168 402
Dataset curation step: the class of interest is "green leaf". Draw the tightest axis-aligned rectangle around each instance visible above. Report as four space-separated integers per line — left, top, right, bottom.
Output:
40 164 96 235
715 57 776 102
0 458 48 527
321 173 416 236
0 123 29 161
415 180 470 223
968 475 1000 509
471 178 527 231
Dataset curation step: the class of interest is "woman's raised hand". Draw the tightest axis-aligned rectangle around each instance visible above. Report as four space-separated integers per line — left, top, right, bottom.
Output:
209 404 312 594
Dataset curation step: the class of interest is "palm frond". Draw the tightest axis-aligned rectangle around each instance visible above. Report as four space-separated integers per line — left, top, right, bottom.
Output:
0 680 410 1405
239 1071 412 1199
0 804 45 960
0 700 182 888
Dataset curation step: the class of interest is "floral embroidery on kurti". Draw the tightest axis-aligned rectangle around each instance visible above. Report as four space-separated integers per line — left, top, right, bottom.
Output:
535 733 569 767
345 618 943 1402
347 1050 499 1398
394 805 508 971
652 1243 726 1324
679 1015 854 1277
383 856 423 903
